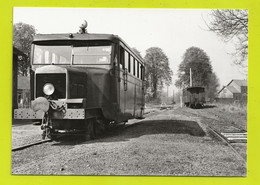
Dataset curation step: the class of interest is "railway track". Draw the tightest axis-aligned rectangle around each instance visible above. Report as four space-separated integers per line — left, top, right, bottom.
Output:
12 107 161 152
180 109 247 141
12 139 53 152
178 108 247 163
207 126 247 164
11 120 140 152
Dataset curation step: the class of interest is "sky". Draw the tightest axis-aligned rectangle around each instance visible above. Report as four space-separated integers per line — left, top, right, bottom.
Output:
13 7 247 92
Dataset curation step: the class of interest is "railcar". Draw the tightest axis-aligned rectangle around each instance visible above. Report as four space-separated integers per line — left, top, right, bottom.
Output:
183 86 205 108
14 25 145 139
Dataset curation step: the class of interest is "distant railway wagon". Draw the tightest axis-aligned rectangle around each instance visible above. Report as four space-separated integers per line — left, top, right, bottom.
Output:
183 86 205 108
14 23 145 139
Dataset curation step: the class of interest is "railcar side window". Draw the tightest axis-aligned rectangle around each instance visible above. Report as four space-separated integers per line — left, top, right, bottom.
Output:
137 62 140 78
136 60 139 78
117 43 144 79
130 56 134 75
141 65 144 80
119 46 125 69
128 53 131 73
125 51 130 72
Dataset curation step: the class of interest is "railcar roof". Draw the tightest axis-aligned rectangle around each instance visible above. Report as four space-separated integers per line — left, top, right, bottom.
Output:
186 86 205 90
185 86 205 92
33 33 119 42
33 33 144 63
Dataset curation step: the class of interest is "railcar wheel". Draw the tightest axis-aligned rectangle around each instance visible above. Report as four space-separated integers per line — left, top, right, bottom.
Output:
85 119 96 140
96 119 109 134
49 129 58 140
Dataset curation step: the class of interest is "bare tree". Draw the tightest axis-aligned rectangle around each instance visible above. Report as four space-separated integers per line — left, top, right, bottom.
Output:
207 10 248 71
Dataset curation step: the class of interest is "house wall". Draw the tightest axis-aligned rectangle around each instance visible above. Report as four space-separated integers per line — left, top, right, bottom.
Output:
218 88 233 98
13 54 18 112
216 80 247 105
215 98 234 104
241 86 247 103
241 86 247 95
233 93 241 101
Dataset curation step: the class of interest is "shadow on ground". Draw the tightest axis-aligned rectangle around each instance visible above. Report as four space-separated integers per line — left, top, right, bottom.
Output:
52 119 206 146
184 105 216 109
203 105 217 109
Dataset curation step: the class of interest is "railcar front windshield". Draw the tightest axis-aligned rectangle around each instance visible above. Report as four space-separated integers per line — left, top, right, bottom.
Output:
33 41 112 65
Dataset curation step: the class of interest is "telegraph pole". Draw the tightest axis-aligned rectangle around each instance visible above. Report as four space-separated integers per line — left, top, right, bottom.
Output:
180 81 184 108
190 68 192 87
167 85 169 104
172 89 175 104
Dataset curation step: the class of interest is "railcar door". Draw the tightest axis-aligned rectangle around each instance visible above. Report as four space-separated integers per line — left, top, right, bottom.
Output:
118 45 135 120
119 46 126 114
124 54 135 116
118 44 144 120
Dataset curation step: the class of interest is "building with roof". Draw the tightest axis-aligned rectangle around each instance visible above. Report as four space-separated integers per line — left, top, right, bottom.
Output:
13 47 30 113
17 76 30 108
216 79 247 104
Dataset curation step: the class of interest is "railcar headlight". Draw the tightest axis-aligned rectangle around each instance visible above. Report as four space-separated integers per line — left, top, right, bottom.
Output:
43 83 55 96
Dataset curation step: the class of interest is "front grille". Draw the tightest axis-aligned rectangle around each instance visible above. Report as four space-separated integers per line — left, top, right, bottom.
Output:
36 74 66 99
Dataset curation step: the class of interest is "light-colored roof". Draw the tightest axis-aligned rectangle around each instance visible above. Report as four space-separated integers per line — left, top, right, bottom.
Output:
226 86 240 93
17 76 30 90
218 79 247 94
228 79 247 87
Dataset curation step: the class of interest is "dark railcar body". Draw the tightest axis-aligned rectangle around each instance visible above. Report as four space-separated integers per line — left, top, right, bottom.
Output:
183 86 205 108
14 32 145 139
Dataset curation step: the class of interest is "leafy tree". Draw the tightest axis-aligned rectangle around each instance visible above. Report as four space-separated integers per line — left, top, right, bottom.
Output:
206 72 220 101
13 22 36 76
175 47 219 100
144 47 173 100
132 47 143 59
207 10 248 70
175 47 213 89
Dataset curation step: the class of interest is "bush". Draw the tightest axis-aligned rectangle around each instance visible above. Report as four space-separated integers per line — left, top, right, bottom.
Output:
217 102 247 114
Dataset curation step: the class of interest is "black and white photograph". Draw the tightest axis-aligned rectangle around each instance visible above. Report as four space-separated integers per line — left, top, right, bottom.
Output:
12 7 248 176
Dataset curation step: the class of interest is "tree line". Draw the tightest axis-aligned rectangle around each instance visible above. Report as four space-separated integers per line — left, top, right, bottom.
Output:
14 8 248 104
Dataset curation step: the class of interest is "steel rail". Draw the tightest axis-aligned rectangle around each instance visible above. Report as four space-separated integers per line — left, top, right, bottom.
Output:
11 109 163 152
207 125 247 165
12 139 52 152
179 108 247 164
